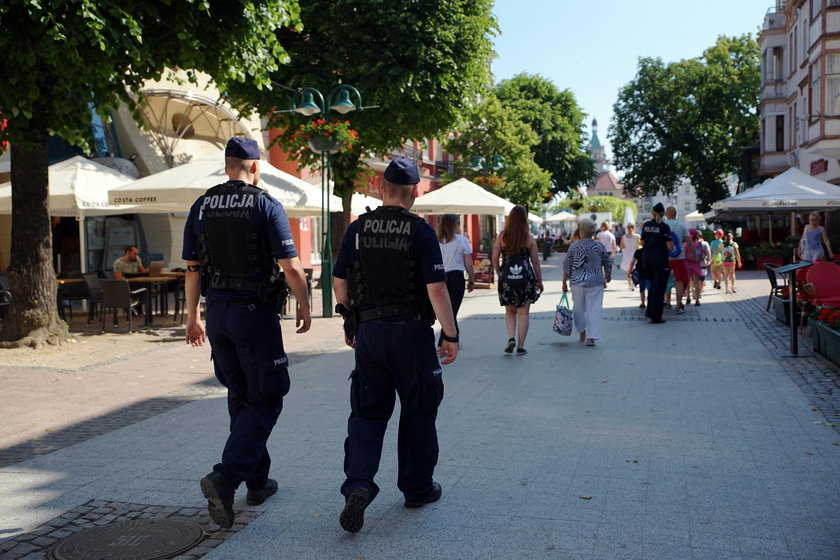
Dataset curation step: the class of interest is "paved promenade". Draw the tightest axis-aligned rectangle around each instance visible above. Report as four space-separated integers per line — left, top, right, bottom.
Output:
1 255 839 559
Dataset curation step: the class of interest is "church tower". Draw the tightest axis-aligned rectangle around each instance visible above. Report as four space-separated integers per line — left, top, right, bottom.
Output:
588 118 609 173
586 117 626 198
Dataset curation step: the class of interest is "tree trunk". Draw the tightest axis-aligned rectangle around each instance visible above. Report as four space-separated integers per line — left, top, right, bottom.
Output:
0 105 68 348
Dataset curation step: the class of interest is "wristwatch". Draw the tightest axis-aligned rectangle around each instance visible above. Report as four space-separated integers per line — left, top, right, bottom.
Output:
441 331 459 343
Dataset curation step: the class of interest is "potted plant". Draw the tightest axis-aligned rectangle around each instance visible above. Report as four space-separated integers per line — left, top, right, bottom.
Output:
810 304 840 364
288 119 359 159
568 201 583 211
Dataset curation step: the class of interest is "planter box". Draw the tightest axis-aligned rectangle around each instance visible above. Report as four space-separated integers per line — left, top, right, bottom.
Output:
815 321 840 365
807 318 823 353
772 295 791 325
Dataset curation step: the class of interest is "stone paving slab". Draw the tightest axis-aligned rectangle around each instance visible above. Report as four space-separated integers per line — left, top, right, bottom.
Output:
0 256 838 560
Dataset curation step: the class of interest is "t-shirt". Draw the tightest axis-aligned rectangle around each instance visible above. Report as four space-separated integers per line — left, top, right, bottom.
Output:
333 208 445 286
709 239 723 264
439 233 472 272
595 230 616 255
664 219 688 260
113 256 143 276
641 220 672 265
182 181 297 300
720 243 738 264
633 247 647 278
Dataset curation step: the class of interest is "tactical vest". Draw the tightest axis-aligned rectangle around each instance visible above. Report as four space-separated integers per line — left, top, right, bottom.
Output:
349 206 434 323
197 181 284 303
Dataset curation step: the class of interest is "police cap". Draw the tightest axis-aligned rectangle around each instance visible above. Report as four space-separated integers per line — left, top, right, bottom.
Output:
383 156 420 185
652 202 665 214
225 137 260 160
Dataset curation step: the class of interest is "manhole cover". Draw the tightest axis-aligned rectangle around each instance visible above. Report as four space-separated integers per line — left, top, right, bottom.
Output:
49 519 204 560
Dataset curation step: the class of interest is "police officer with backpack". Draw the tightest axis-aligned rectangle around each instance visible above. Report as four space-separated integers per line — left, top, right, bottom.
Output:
332 156 459 533
182 137 312 529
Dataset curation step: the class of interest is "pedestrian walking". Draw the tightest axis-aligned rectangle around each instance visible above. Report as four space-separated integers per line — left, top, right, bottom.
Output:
332 156 459 533
562 218 612 346
712 230 742 293
798 211 834 262
492 205 543 355
182 137 312 529
619 223 640 291
436 214 475 346
640 203 674 324
664 206 689 314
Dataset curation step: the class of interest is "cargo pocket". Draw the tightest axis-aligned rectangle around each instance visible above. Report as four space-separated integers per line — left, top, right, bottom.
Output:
418 363 444 412
259 359 290 405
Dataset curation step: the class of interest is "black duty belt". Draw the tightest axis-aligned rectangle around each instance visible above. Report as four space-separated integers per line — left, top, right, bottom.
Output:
356 304 423 324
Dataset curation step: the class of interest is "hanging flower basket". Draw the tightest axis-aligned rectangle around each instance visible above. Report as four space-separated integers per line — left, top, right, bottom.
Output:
288 119 359 159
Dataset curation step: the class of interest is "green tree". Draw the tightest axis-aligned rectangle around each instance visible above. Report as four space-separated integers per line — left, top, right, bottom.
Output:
228 0 498 250
441 95 551 208
0 0 300 347
609 34 759 212
494 73 595 197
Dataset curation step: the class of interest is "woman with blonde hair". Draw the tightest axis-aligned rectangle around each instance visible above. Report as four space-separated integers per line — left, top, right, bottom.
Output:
798 211 834 262
436 214 475 346
619 223 640 291
492 206 543 355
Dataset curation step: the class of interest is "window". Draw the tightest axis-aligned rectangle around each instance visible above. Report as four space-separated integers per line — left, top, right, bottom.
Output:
776 115 785 152
813 0 822 20
684 201 691 212
810 65 821 118
827 54 840 115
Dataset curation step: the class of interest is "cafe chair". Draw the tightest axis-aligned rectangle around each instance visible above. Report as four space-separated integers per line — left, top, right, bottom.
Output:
57 274 89 321
100 279 147 333
764 263 787 312
83 273 104 324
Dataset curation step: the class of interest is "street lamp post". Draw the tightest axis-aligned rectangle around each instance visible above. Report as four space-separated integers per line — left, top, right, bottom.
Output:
291 84 363 318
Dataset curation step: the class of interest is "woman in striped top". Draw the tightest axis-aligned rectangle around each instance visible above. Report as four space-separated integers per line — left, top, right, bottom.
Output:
562 218 612 347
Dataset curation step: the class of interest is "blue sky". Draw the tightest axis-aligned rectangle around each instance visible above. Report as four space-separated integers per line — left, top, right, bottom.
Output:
491 0 772 158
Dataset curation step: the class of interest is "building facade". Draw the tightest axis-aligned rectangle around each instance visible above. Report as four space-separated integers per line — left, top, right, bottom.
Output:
759 0 840 184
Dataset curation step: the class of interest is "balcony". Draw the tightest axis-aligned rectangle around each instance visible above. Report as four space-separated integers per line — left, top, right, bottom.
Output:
759 152 790 176
760 80 786 101
763 9 785 32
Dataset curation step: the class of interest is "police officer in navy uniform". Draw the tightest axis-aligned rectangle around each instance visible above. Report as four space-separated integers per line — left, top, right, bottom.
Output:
182 137 312 529
332 156 459 533
640 202 674 324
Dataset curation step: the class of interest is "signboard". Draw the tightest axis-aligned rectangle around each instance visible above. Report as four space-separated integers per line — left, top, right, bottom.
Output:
473 250 494 286
811 158 828 176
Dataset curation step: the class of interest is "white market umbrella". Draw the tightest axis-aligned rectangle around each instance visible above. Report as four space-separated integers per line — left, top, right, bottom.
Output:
0 155 137 217
545 211 578 223
412 177 513 215
684 210 705 221
351 192 382 216
0 156 140 273
712 167 840 213
108 151 341 217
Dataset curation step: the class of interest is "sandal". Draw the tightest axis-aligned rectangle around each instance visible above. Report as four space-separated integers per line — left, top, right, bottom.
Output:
585 339 595 347
504 338 516 354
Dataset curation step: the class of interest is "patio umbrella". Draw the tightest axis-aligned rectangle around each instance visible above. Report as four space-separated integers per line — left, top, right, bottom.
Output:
545 211 578 223
712 167 840 214
412 177 513 215
107 151 341 217
0 156 141 273
0 155 137 217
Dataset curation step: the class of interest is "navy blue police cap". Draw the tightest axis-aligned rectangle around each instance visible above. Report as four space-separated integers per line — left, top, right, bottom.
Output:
383 156 420 185
652 202 665 214
225 137 261 160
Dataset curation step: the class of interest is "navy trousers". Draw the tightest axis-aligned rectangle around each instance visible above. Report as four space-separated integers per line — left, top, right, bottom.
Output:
205 299 290 491
437 270 466 345
645 260 671 322
342 320 444 504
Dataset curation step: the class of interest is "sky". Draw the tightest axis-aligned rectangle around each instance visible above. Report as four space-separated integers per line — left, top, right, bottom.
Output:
490 0 773 159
